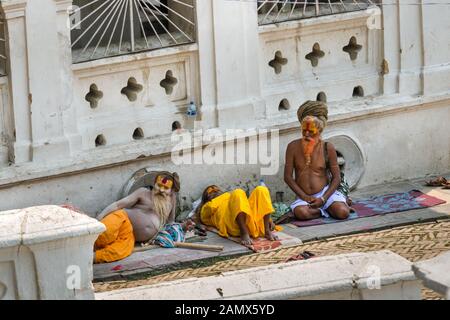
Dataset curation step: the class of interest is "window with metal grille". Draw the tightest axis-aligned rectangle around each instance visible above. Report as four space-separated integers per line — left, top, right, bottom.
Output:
70 0 196 63
257 0 377 25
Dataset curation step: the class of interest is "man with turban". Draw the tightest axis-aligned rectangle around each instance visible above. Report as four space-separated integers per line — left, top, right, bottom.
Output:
93 172 180 263
284 101 350 221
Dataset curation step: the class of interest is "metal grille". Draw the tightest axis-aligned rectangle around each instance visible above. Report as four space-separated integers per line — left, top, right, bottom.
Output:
257 0 376 25
0 12 7 76
70 0 196 63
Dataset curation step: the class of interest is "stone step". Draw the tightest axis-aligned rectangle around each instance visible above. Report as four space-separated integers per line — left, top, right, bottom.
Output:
96 250 421 300
413 251 450 300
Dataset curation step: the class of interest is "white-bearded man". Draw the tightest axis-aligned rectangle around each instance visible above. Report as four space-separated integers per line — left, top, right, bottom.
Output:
284 101 350 221
93 172 180 263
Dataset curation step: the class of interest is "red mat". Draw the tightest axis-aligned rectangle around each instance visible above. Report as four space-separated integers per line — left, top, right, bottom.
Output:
290 190 446 227
204 226 301 253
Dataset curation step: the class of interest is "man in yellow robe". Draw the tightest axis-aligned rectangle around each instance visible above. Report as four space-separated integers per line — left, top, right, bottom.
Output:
194 185 281 245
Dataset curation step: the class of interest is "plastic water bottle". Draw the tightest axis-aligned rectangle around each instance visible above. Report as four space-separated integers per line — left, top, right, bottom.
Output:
259 179 266 187
187 101 197 117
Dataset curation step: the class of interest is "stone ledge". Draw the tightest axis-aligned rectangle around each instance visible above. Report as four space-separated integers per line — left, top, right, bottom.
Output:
0 205 104 299
0 92 449 189
96 250 421 300
258 6 380 35
412 251 450 299
0 205 105 248
72 43 199 75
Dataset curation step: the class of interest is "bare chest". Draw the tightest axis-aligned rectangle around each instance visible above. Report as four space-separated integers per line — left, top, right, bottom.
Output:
294 144 326 173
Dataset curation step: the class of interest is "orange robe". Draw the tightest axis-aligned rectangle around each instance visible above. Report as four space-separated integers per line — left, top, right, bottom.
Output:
94 209 135 264
200 186 281 238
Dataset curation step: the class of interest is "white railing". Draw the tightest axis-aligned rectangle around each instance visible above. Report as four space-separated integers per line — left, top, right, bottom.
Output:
70 0 196 63
257 0 376 25
0 12 7 76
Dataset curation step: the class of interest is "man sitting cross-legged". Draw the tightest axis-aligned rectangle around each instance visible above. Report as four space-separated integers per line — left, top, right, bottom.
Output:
94 172 180 263
193 185 280 245
284 100 350 221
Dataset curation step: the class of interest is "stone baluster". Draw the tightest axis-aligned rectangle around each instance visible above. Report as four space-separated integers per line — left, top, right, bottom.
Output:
1 0 81 165
204 0 264 129
1 0 32 164
0 205 105 300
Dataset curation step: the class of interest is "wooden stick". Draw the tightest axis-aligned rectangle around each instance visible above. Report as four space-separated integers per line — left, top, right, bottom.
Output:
134 242 224 253
174 242 224 252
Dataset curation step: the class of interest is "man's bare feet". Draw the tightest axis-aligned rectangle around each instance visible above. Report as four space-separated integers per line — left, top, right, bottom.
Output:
240 232 253 246
265 230 279 241
269 220 276 231
236 212 253 245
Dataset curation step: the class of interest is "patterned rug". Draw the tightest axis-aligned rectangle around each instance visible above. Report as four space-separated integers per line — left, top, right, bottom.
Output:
291 190 446 227
204 226 301 253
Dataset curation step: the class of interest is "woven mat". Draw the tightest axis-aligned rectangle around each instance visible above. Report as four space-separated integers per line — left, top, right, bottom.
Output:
94 219 450 299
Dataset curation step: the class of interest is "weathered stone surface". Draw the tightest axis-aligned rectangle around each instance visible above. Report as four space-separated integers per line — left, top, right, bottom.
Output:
0 205 105 300
93 231 251 280
96 250 421 300
413 251 450 299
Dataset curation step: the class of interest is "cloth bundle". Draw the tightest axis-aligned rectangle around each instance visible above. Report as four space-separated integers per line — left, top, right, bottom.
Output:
153 223 185 248
272 202 291 221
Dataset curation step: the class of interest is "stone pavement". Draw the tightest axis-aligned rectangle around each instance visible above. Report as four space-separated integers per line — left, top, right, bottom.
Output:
94 218 450 299
93 175 450 281
94 231 251 280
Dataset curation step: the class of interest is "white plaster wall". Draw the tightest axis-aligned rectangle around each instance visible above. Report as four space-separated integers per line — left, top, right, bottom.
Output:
259 9 382 121
0 1 448 214
0 97 448 214
0 154 262 215
422 0 450 95
1 0 33 164
24 0 72 161
0 77 11 166
327 102 450 187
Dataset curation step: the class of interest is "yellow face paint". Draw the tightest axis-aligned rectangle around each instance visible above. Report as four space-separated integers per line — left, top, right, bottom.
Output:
301 117 319 136
156 175 173 190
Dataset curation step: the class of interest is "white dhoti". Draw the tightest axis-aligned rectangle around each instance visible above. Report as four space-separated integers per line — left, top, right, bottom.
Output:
290 185 347 218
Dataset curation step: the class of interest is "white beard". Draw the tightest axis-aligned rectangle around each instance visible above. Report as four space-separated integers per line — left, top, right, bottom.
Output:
152 185 172 224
